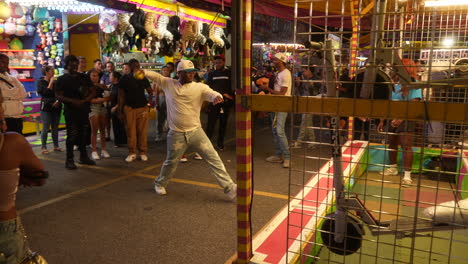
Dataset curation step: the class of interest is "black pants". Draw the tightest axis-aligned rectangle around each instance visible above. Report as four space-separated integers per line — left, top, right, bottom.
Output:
64 112 90 161
206 105 230 148
5 117 23 134
157 102 167 135
353 118 370 141
111 112 127 145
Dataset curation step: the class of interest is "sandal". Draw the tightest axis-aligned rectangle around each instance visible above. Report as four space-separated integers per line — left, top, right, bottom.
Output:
54 147 64 152
41 148 50 154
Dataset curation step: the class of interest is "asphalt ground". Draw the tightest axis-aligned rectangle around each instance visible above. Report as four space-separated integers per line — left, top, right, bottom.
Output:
16 113 330 264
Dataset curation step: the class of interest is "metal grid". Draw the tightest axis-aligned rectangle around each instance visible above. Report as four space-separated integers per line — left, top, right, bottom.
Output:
286 0 468 263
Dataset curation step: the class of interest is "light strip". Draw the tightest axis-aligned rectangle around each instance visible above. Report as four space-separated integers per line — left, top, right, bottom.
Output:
10 0 105 12
425 0 468 7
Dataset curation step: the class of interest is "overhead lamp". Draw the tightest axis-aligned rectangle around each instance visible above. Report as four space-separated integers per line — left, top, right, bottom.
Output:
425 0 468 7
442 38 454 47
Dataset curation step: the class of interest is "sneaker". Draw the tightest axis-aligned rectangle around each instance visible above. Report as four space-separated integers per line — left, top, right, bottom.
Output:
266 155 283 163
154 185 167 195
154 135 162 142
125 154 137 163
180 155 188 163
101 150 111 158
291 142 302 148
73 145 79 151
226 184 237 201
379 167 399 176
65 160 77 170
193 153 203 160
282 160 290 168
140 154 148 161
91 151 100 160
79 157 96 165
402 178 413 187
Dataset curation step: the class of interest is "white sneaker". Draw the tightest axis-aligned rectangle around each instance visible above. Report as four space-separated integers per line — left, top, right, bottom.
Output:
226 184 237 201
282 160 290 168
140 154 148 161
101 150 111 158
291 142 302 148
125 154 137 162
402 178 412 187
73 145 79 151
193 153 203 160
380 167 399 176
91 151 100 160
266 155 283 163
180 155 188 163
154 185 167 195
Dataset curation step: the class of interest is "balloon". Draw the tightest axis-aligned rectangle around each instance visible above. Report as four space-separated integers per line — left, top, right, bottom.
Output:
99 9 118 34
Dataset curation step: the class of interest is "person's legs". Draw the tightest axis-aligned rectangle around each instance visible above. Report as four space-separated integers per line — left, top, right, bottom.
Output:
273 112 290 160
64 112 77 161
40 111 52 149
98 114 107 151
304 114 315 142
124 106 137 154
190 127 235 193
270 112 283 158
78 116 92 161
155 130 188 188
135 106 149 154
89 115 99 152
206 106 218 140
217 107 230 149
51 112 61 148
399 133 414 171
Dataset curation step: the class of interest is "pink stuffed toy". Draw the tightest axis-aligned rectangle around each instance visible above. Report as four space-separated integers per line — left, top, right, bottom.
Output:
54 18 61 32
46 32 53 45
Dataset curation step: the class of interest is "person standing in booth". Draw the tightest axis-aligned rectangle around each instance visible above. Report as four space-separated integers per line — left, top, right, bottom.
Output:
0 54 26 134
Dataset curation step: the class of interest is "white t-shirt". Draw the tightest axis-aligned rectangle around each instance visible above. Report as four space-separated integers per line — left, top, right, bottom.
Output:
274 68 292 96
145 70 222 132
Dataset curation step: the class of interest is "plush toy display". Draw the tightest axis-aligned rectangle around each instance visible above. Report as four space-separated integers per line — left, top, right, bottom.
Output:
9 2 23 19
46 32 53 45
52 31 58 42
15 24 26 36
54 18 61 32
4 19 16 35
48 16 54 31
56 43 63 57
144 13 162 40
0 1 11 20
55 56 61 67
117 13 134 49
99 9 118 34
0 23 4 34
9 37 23 50
44 46 50 57
50 45 57 59
42 20 49 33
0 36 8 49
33 8 49 23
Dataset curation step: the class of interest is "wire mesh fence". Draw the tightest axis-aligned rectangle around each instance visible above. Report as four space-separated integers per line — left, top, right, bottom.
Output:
284 0 468 263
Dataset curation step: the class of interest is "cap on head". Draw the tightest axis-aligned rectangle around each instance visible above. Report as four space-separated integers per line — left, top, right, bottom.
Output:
177 59 198 72
214 54 225 61
274 53 288 64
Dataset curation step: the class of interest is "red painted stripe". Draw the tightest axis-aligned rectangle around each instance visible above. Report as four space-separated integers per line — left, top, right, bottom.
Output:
256 208 315 263
237 155 252 164
236 121 252 130
326 161 351 174
343 142 364 155
238 236 251 244
238 221 251 229
300 177 334 209
238 204 250 212
238 188 253 197
236 139 252 147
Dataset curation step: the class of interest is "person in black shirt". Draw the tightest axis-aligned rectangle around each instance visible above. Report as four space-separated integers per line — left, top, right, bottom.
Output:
109 71 126 147
37 65 62 154
205 54 234 150
55 55 96 169
118 59 152 162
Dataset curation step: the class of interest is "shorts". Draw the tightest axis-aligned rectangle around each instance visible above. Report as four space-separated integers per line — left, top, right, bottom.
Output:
384 120 416 134
0 217 27 264
89 104 107 118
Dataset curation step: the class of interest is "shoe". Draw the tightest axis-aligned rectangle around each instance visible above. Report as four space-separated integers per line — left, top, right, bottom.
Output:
79 157 96 165
193 153 203 160
266 155 283 163
379 167 399 176
154 185 167 195
73 145 79 151
282 160 290 168
125 154 137 162
180 155 188 163
291 142 302 148
140 154 148 161
402 178 413 187
53 147 64 152
91 151 100 160
154 135 162 142
226 184 237 201
41 148 49 154
217 145 225 151
65 160 77 170
101 150 111 158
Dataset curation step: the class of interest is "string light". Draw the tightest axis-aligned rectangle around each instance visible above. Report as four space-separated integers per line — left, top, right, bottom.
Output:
9 0 105 12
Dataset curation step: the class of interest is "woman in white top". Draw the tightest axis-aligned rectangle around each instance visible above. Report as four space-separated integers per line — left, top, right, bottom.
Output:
0 53 27 134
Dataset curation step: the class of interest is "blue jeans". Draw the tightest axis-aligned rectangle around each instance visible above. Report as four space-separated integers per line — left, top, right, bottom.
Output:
297 114 315 142
0 217 27 264
270 112 290 160
155 127 235 193
40 111 60 148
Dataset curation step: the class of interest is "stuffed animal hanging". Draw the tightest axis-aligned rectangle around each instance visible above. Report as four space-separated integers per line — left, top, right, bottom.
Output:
182 20 197 56
144 12 162 40
209 26 224 56
117 13 135 49
167 16 181 42
129 9 148 49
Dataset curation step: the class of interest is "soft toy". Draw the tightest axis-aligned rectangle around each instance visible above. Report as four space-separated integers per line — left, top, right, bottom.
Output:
54 69 59 76
50 45 57 59
54 18 61 32
55 56 61 67
40 34 46 48
202 23 213 48
56 43 64 57
33 8 49 23
130 9 148 39
157 15 172 41
16 15 26 26
99 9 118 34
42 20 49 33
58 68 64 76
52 31 58 42
47 58 54 66
44 46 50 57
182 21 198 57
15 24 26 36
117 13 134 49
36 23 42 34
0 36 8 49
9 37 23 50
167 16 181 42
46 32 53 45
26 25 35 36
4 20 16 35
0 1 11 20
0 23 4 34
48 16 54 31
144 13 162 40
9 2 23 19
25 7 32 25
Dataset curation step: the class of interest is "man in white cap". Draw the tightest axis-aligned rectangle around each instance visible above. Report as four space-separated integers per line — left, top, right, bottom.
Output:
142 60 237 200
259 52 292 168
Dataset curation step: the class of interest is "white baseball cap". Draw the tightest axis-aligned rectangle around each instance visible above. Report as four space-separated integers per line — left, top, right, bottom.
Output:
177 59 198 72
274 53 288 64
